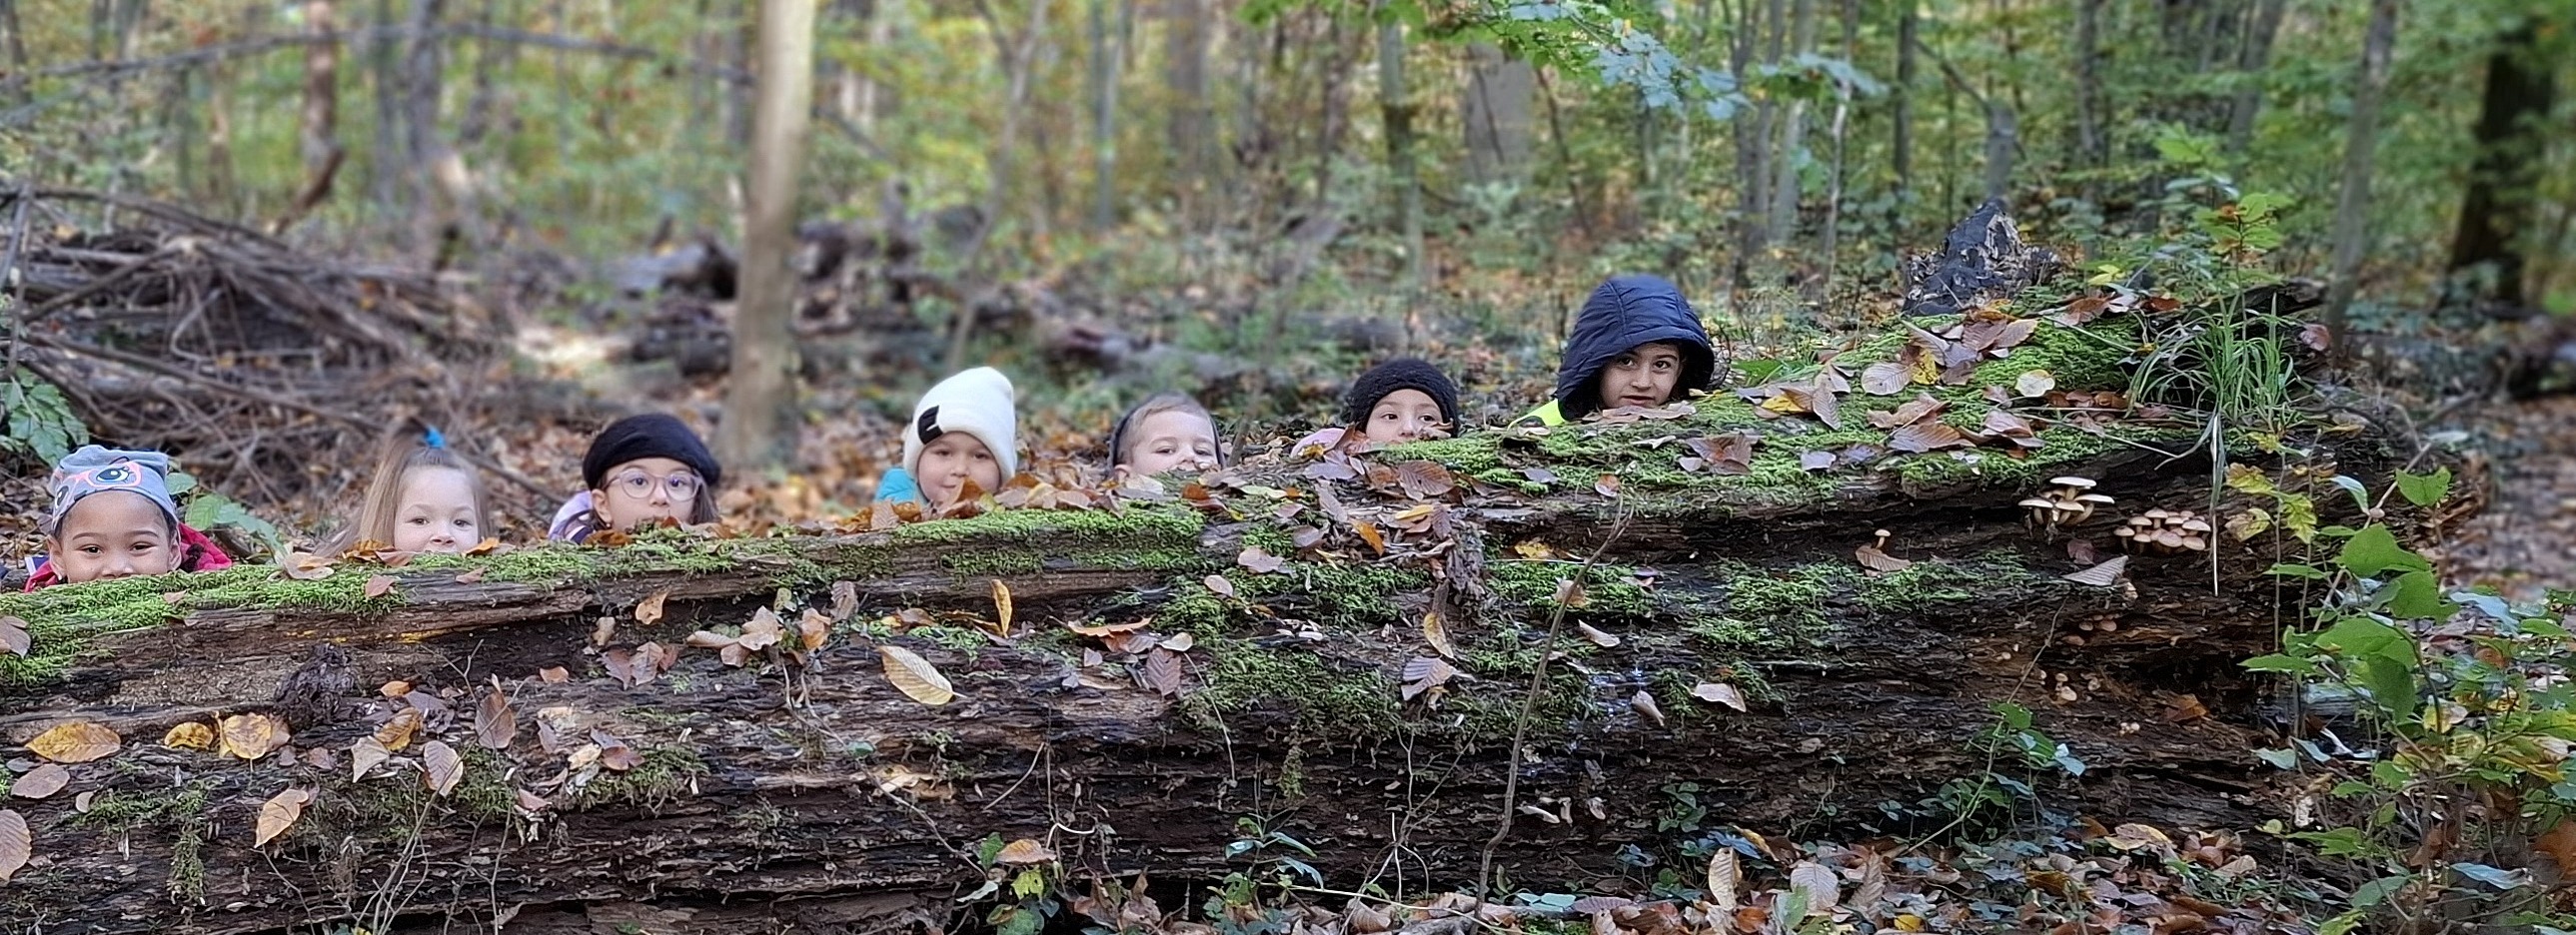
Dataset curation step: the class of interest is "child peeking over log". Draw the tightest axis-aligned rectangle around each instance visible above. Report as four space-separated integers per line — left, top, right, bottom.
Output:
549 414 723 542
331 429 494 555
1298 358 1460 455
876 367 1018 511
1523 274 1718 426
1107 393 1222 479
25 446 234 589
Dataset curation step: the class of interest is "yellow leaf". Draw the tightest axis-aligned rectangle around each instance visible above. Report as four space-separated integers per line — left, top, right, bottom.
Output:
27 721 122 764
255 788 311 847
995 838 1057 865
1422 611 1457 659
991 580 1014 632
422 740 465 796
161 722 217 751
878 645 955 705
375 707 422 751
797 608 831 652
634 589 669 625
1760 394 1807 415
219 712 292 761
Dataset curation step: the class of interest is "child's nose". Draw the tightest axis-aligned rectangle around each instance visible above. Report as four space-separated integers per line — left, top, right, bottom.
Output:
645 483 672 504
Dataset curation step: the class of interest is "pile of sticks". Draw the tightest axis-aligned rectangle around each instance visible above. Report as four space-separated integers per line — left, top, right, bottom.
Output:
0 186 506 512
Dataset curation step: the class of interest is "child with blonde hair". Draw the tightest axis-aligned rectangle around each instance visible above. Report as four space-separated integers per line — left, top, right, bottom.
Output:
25 446 234 589
876 367 1018 510
1107 393 1222 477
332 430 495 555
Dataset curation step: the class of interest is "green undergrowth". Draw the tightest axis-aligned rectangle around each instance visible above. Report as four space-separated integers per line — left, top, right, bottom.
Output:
569 746 710 811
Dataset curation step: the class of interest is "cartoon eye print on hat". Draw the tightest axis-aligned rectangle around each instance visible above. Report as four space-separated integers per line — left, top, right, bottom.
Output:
56 462 151 491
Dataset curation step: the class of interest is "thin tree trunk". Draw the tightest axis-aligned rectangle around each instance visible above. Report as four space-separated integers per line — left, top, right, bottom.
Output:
2445 21 2555 309
1817 0 1856 303
1163 0 1212 227
458 0 506 147
1379 19 1422 289
0 0 28 107
1764 0 1817 248
2323 0 2398 361
715 0 817 470
300 1 342 179
400 0 452 250
1463 44 1535 187
2223 0 2286 154
369 0 406 227
941 0 1046 372
1311 14 1349 214
2071 0 2102 171
1893 2 1915 235
1088 0 1121 231
1730 0 1769 286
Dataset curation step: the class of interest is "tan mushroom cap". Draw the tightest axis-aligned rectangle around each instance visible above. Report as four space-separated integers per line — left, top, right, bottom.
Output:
2048 476 2098 489
2077 493 2117 504
2179 517 2214 532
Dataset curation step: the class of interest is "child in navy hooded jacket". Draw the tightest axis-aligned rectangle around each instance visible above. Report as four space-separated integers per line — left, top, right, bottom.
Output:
1524 275 1718 426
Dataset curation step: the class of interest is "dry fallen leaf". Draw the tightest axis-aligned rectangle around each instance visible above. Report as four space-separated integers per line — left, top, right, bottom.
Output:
28 721 122 764
995 838 1057 865
374 707 423 751
1066 618 1151 638
1161 632 1197 652
0 616 28 658
1855 544 1914 573
797 608 831 652
220 712 293 761
1553 578 1591 608
634 589 670 625
474 688 519 751
2015 369 2056 399
990 579 1015 631
538 666 570 683
255 788 311 847
1577 622 1622 647
592 616 618 646
422 740 464 795
878 645 956 705
282 551 337 580
0 809 27 883
1595 473 1623 498
9 764 69 800
161 721 216 751
350 736 391 781
1790 861 1841 915
1422 611 1457 659
2064 555 2130 587
1141 648 1186 697
1400 656 1456 701
1202 574 1238 600
364 574 398 599
830 580 860 621
1237 545 1286 574
1692 681 1749 712
1706 849 1742 912
1631 690 1667 727
1860 361 1911 396
453 567 488 584
379 680 412 697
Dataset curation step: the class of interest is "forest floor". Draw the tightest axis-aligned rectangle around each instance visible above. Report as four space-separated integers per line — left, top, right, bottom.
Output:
2444 394 2576 599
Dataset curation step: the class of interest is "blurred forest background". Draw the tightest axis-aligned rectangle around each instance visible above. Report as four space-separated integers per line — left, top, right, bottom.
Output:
0 0 2569 531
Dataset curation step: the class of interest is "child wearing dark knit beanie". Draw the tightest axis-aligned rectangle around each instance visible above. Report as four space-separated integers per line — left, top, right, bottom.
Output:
1342 358 1461 445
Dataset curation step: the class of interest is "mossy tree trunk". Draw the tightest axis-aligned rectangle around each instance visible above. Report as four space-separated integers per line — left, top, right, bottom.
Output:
0 281 2354 935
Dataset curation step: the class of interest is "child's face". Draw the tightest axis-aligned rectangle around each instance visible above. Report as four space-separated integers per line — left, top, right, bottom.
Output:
1364 389 1448 444
919 435 1003 507
393 467 481 554
592 457 702 531
1120 410 1220 477
48 490 179 583
1599 341 1687 411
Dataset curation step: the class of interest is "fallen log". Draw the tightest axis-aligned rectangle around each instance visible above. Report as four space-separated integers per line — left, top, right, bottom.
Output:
0 279 2363 935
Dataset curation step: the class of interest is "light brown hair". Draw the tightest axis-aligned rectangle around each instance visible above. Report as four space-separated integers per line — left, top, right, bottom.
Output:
331 441 495 553
1109 394 1222 468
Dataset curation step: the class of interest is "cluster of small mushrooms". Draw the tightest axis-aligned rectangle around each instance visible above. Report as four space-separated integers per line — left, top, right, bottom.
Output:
2114 508 2214 554
2019 476 2213 554
2019 476 2117 530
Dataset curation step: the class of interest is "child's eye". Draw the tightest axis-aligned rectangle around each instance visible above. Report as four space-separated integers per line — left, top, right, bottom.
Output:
78 545 101 555
408 516 430 524
455 518 475 527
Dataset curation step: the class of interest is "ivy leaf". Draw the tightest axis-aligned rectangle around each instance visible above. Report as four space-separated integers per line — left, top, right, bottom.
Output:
2337 524 2429 577
2394 468 2452 509
2382 570 2452 619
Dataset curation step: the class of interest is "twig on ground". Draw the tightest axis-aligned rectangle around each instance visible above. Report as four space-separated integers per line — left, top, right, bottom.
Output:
1476 505 1631 898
